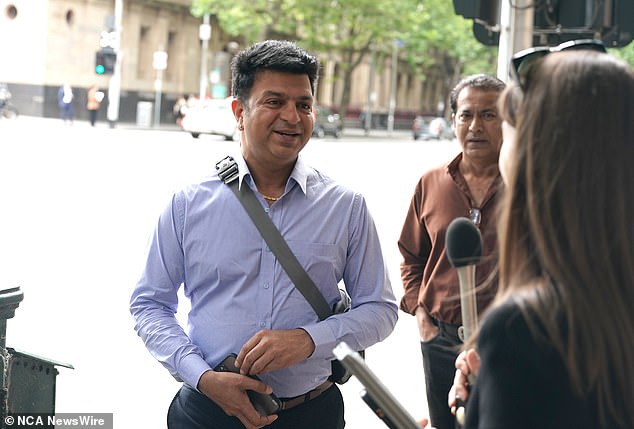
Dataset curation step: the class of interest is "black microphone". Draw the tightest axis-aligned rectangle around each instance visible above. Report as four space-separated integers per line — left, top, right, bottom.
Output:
445 217 483 425
446 216 482 341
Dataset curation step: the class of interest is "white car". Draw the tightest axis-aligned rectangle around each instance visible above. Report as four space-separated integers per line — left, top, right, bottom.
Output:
180 97 239 140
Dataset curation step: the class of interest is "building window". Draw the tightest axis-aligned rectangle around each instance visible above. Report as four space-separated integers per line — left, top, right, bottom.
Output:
65 9 74 26
138 26 152 80
166 31 176 81
5 4 17 19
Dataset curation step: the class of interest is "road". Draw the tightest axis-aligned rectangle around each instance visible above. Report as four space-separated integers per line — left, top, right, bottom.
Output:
0 116 460 428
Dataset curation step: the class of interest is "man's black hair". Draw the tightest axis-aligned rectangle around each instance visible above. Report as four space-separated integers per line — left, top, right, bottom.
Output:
231 40 320 103
449 74 506 114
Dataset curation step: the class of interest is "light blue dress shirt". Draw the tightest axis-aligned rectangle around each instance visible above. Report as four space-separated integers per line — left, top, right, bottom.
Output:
130 153 398 398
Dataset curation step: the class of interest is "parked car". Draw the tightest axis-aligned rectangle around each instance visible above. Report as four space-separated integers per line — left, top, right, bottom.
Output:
180 97 238 140
412 116 454 140
312 105 343 138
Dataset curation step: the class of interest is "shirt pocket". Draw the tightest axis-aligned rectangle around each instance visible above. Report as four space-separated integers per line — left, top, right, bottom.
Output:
284 240 341 305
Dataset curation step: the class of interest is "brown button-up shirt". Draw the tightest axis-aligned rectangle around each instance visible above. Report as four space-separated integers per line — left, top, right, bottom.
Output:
398 154 500 324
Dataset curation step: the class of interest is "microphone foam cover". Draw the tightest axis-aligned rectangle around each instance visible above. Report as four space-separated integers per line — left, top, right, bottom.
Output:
446 217 483 268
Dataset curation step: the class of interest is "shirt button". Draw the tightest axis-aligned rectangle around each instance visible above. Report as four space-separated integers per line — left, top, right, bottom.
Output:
264 207 270 213
259 321 266 328
264 283 270 289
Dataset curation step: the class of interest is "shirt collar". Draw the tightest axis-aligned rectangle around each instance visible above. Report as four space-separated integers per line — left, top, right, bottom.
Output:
234 152 309 196
446 152 463 177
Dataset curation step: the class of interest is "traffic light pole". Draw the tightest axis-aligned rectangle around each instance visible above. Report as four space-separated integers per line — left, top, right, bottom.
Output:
154 69 163 127
387 40 398 136
497 0 534 82
199 14 211 100
107 0 123 128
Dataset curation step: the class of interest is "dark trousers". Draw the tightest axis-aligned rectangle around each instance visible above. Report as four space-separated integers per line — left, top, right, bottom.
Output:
89 109 98 126
420 322 462 429
60 104 73 122
167 384 345 429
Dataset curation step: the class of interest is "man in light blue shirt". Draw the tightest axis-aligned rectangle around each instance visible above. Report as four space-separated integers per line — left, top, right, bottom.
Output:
130 40 398 429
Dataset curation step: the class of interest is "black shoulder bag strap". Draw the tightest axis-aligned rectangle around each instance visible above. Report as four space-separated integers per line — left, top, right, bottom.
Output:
215 156 332 320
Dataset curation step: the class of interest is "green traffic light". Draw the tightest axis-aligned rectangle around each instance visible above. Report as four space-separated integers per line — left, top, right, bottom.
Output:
96 65 105 74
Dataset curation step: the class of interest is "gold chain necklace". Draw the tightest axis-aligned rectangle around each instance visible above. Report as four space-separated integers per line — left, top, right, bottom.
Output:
260 193 280 202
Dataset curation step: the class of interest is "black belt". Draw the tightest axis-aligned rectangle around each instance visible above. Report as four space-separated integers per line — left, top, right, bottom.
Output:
279 380 334 411
432 318 464 342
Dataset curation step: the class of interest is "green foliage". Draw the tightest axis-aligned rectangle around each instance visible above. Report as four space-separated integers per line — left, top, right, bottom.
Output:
192 0 416 55
609 42 634 67
191 0 430 112
401 0 497 78
191 0 631 79
191 0 303 42
191 0 497 80
191 0 634 116
191 0 499 110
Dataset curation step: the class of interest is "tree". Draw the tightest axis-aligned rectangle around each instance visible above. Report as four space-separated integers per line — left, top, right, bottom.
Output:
610 43 634 67
191 0 633 124
299 0 418 120
191 0 303 42
192 0 419 124
399 0 498 115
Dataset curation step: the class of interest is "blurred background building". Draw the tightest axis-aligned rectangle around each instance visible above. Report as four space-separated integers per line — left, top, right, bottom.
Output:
0 0 219 124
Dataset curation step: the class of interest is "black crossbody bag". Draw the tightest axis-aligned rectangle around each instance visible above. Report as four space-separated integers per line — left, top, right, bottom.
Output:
216 155 363 384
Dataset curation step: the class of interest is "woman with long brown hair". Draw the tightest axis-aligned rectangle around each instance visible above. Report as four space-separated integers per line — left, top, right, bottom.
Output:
449 44 634 429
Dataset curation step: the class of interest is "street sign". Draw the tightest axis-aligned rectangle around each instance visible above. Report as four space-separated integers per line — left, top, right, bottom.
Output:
153 51 168 71
199 23 211 41
99 31 118 49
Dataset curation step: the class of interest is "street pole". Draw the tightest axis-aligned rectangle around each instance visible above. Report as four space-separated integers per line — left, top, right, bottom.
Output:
513 0 534 52
497 0 534 82
199 14 211 100
497 0 512 82
107 0 123 128
154 71 162 127
387 40 400 136
153 49 168 127
364 48 375 136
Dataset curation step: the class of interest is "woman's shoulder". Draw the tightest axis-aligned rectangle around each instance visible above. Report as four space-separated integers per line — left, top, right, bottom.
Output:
477 296 542 354
481 297 521 324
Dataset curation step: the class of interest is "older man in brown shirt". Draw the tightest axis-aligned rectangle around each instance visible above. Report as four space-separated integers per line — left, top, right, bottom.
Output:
398 74 504 429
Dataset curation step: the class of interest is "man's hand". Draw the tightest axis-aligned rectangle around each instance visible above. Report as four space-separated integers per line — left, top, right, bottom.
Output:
415 306 439 342
235 328 315 375
448 349 481 414
197 370 277 429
